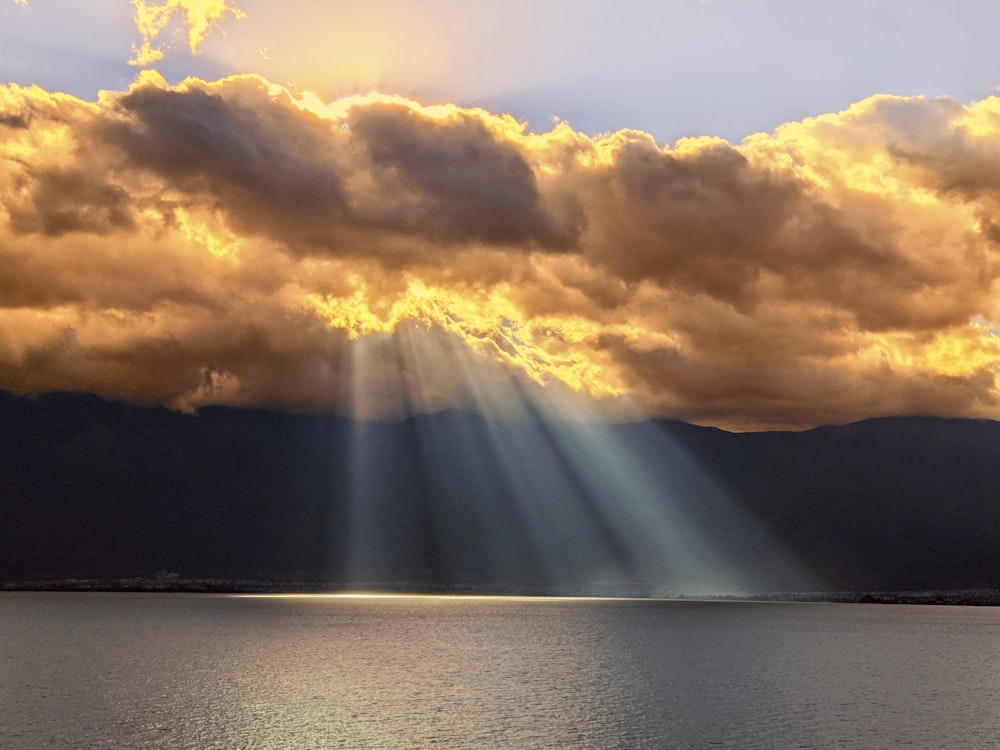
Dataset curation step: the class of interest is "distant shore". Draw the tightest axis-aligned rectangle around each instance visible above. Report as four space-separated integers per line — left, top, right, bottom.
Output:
5 579 1000 606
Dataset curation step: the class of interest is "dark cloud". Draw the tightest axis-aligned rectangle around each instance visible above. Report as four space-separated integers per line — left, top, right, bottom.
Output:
103 82 350 250
348 103 579 249
582 142 801 304
891 142 1000 201
600 333 1000 430
98 79 578 259
6 168 134 237
2 78 1000 428
571 138 967 330
0 312 353 412
0 112 30 130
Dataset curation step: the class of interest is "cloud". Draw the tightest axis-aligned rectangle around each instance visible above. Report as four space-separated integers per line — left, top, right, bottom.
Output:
2 75 1000 428
6 168 135 237
102 76 350 247
129 0 245 67
346 102 579 249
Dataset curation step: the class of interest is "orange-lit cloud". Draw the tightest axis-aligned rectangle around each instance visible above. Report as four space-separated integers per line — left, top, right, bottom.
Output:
2 73 1000 429
129 0 245 67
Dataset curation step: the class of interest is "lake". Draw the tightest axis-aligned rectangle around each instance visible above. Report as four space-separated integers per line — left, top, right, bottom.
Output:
2 593 998 748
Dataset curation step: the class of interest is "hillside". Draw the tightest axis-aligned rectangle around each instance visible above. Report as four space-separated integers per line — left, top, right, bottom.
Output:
3 391 999 595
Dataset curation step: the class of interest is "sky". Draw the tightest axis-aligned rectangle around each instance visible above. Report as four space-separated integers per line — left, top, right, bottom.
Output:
2 0 1000 430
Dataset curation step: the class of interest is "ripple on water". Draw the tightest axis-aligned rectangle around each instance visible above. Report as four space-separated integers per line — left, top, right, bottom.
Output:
3 594 1000 749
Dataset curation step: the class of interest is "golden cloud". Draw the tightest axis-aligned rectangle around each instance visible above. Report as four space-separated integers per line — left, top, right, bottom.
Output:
129 0 245 66
2 73 1000 428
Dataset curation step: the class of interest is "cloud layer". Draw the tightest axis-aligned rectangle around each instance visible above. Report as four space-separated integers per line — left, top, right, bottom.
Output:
2 73 1000 428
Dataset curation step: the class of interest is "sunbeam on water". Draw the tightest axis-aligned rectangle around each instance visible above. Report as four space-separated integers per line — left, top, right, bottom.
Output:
6 593 1000 749
333 323 814 597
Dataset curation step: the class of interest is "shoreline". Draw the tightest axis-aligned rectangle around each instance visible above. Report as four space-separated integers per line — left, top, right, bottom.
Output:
5 579 1000 606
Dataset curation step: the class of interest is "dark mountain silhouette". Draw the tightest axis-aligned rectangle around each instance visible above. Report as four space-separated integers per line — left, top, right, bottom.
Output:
3 390 1000 595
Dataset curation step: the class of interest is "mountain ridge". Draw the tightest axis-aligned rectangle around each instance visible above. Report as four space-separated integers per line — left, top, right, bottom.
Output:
3 390 999 596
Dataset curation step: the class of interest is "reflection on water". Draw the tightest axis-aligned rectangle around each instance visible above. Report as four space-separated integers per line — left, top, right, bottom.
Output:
2 593 1000 748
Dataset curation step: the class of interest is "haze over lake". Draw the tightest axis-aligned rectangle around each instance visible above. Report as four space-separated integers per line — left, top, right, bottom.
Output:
4 593 999 749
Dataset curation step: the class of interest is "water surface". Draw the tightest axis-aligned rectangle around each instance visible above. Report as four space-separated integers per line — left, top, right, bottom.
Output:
2 593 999 748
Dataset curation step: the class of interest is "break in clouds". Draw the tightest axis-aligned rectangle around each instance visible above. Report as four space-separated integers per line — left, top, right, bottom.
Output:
2 72 1000 429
